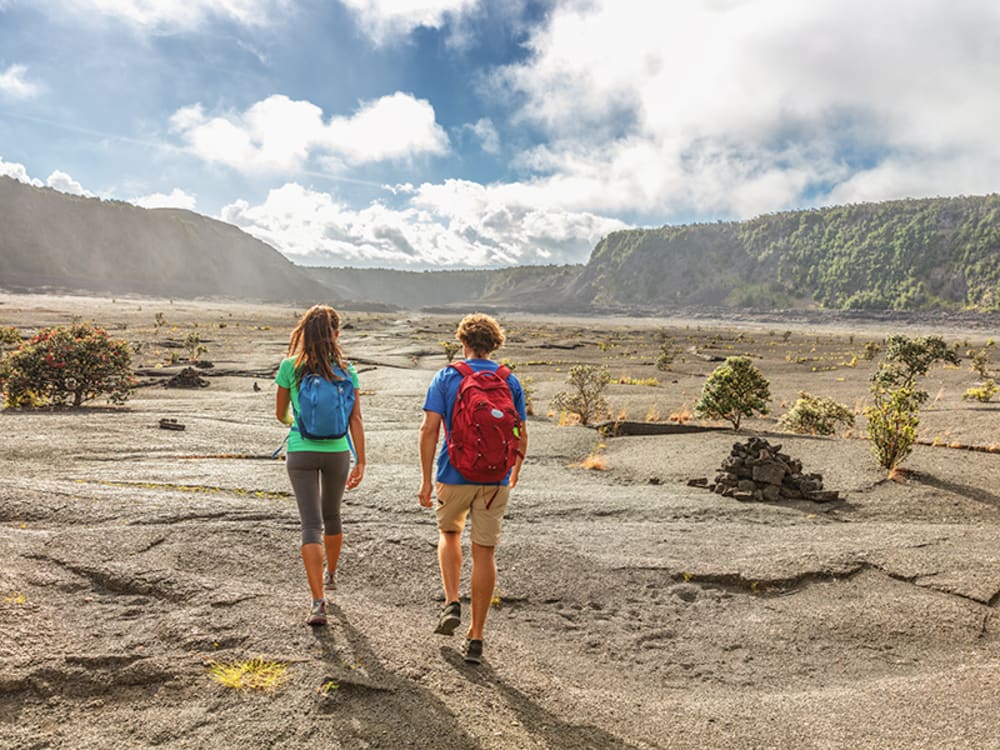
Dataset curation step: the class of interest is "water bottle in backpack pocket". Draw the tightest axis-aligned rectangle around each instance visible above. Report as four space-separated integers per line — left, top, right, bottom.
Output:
294 367 355 440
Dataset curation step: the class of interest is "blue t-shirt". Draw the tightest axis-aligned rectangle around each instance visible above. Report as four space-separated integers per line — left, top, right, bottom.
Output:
423 359 527 485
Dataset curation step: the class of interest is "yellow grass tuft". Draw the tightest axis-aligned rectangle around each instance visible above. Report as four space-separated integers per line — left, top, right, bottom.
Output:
207 659 288 692
576 453 608 471
645 403 661 422
887 467 910 483
669 404 693 424
3 592 27 605
615 407 629 421
558 410 581 427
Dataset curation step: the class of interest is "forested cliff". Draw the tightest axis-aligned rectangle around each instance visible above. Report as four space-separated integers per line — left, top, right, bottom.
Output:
580 195 1000 311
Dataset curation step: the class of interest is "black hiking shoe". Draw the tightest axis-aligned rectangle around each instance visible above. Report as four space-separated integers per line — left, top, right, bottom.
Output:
434 601 461 635
463 639 483 665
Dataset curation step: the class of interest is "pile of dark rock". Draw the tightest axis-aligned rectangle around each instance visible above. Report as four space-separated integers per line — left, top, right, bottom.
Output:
165 367 210 388
706 437 839 503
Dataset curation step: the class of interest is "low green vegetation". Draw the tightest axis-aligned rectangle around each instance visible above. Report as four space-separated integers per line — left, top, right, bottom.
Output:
551 365 611 426
778 392 855 436
0 323 134 408
694 356 770 430
963 380 998 403
866 335 960 471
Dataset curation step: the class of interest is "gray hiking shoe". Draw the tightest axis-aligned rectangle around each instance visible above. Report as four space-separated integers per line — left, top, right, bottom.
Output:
434 601 461 636
463 639 483 665
306 599 327 626
323 569 337 592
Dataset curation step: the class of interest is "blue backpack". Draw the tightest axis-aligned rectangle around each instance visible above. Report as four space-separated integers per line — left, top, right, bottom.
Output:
293 367 355 441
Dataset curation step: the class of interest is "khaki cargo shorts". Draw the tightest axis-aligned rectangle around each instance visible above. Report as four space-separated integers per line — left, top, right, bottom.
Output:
435 483 511 547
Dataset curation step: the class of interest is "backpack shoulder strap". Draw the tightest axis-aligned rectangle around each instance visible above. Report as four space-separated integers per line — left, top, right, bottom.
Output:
495 364 511 380
450 361 474 378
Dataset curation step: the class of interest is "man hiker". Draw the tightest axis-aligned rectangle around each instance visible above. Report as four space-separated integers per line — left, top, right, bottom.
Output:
418 313 528 664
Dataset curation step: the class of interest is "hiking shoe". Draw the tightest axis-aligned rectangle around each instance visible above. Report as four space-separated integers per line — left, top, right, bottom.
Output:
323 569 337 592
434 601 461 636
463 639 483 665
306 599 327 626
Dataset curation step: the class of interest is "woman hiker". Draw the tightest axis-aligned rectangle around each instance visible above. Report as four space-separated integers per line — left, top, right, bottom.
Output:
275 304 366 625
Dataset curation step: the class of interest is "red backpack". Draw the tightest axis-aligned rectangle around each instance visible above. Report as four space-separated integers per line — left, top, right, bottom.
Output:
446 362 523 483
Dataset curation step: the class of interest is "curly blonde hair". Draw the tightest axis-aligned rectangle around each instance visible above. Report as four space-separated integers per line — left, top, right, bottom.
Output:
455 313 505 357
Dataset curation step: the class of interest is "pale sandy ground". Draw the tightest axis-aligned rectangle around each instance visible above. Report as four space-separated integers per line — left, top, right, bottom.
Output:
1 292 999 750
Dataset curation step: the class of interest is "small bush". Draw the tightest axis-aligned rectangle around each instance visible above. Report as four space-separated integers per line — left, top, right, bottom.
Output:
184 332 207 363
862 341 881 360
963 379 998 403
521 375 536 416
441 341 461 362
968 347 992 379
864 336 957 473
551 365 610 426
654 342 674 371
694 356 770 430
0 323 134 408
866 385 920 471
0 326 21 347
778 392 855 435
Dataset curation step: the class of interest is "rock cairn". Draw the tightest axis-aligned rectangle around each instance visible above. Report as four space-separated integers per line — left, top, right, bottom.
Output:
709 437 839 502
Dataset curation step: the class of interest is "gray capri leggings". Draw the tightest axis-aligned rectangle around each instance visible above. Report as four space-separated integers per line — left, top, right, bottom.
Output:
286 451 351 544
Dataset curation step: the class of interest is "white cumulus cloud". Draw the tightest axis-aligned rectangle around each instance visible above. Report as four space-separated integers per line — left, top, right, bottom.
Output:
220 180 628 268
57 0 290 29
462 118 499 154
0 64 39 99
493 0 1000 220
171 93 449 173
131 188 198 210
45 170 92 196
339 0 479 44
0 156 43 186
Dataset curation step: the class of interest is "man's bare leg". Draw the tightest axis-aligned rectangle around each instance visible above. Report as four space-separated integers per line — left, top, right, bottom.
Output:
467 542 496 641
438 530 461 604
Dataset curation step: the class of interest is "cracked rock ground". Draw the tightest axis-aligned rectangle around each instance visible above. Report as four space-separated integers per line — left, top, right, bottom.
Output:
1 294 999 749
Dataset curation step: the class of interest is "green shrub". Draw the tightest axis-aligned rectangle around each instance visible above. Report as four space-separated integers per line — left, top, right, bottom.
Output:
862 341 881 360
962 379 998 403
0 326 21 347
654 342 674 371
184 332 207 363
865 385 920 471
694 356 770 429
865 335 957 472
968 347 992 379
441 341 461 362
778 392 855 435
551 365 611 426
0 323 134 408
875 335 959 397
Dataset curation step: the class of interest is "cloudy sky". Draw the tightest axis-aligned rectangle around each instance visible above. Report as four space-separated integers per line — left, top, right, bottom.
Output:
1 1 999 269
